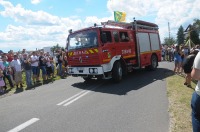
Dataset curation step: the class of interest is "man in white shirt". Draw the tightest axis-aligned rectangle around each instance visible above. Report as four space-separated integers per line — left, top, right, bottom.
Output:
10 55 23 88
30 51 39 84
191 51 200 132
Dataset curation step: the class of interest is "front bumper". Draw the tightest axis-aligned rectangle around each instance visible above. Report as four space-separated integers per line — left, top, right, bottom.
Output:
67 66 104 75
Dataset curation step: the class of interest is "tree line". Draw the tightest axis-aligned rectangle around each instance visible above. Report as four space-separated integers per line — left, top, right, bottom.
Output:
163 19 200 46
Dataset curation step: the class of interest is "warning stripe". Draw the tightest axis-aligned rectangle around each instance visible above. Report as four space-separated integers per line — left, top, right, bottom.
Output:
140 50 161 55
103 59 111 62
89 49 94 54
94 49 99 53
68 48 99 57
123 55 135 59
68 52 73 56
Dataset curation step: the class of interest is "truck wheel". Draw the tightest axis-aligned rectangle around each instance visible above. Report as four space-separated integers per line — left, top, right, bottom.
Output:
149 55 158 70
112 61 122 82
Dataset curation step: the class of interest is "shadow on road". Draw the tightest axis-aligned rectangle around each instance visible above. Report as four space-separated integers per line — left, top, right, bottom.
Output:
72 67 174 95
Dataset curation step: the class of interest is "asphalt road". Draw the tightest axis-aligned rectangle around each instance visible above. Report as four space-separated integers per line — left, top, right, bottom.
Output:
0 61 174 132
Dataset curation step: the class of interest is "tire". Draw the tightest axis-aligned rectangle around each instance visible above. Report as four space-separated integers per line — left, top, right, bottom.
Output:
112 61 123 82
149 55 158 70
122 62 128 77
83 77 92 82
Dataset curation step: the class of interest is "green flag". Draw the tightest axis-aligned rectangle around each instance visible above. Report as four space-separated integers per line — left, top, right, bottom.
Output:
114 11 126 22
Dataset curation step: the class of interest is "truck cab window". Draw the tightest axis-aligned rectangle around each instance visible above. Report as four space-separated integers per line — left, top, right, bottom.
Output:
113 31 119 42
120 32 129 42
102 31 112 43
68 30 98 50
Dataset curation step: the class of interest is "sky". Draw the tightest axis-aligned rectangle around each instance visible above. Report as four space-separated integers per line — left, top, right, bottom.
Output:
0 0 200 53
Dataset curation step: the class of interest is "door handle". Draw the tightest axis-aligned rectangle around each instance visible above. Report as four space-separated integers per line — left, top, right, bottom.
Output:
102 50 108 52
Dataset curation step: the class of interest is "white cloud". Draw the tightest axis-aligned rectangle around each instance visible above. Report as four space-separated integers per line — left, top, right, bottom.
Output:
0 1 60 26
0 0 199 52
107 0 200 42
84 16 113 26
0 1 112 52
31 0 41 5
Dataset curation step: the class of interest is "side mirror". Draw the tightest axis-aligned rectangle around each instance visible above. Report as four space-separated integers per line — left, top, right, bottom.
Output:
101 33 107 44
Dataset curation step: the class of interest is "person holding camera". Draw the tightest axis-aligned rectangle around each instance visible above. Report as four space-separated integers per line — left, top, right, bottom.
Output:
23 53 32 88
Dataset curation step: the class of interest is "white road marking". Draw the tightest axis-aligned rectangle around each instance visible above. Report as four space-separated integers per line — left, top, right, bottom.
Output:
63 90 91 106
8 118 39 132
57 90 87 105
57 81 105 107
63 82 105 106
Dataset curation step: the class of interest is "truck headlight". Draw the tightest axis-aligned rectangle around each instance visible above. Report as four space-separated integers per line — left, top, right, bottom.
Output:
94 68 98 73
89 68 93 73
69 68 73 73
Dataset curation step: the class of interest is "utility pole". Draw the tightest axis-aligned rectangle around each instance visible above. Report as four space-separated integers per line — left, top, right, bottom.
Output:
168 22 170 39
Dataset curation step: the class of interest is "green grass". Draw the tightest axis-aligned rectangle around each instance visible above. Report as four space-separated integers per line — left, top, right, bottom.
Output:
167 73 195 132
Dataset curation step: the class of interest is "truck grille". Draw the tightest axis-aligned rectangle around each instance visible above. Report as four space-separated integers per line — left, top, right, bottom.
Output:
68 54 100 66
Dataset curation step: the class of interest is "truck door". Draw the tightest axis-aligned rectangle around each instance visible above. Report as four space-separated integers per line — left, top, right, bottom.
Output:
101 31 116 64
115 31 135 60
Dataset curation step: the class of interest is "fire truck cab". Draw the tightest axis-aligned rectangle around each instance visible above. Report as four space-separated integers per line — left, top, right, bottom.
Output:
66 19 161 82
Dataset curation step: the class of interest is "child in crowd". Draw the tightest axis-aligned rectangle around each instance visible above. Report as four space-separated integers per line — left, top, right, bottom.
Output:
174 45 182 74
0 69 5 93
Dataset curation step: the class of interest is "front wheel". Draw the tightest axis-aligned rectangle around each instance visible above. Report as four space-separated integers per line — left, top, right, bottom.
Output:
112 61 122 82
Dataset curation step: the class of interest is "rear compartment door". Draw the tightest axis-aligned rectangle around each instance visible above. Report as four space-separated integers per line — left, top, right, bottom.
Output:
137 32 151 66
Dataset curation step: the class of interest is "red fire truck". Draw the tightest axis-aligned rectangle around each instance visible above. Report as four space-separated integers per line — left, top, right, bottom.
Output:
66 19 161 82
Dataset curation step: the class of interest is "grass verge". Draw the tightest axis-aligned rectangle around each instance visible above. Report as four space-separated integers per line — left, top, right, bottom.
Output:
0 70 64 97
167 73 196 132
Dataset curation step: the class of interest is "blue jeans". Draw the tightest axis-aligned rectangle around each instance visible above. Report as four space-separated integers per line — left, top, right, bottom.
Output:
51 64 54 73
25 70 32 87
40 66 47 75
191 91 200 132
58 63 62 76
31 66 38 75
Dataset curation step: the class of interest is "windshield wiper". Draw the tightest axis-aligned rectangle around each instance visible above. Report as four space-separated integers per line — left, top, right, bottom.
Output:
83 44 98 48
74 46 83 49
84 45 93 48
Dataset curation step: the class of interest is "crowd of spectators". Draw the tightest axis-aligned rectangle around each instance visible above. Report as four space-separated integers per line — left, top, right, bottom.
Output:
0 48 68 93
162 44 200 87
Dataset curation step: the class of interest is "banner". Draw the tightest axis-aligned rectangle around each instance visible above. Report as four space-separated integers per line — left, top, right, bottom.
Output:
114 11 126 22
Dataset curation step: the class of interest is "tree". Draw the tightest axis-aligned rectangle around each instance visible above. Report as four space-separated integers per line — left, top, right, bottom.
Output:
163 37 176 45
190 19 200 44
51 43 61 55
193 19 200 30
177 25 185 45
190 30 200 44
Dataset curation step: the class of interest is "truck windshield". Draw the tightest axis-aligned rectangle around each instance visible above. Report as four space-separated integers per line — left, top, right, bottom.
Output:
68 30 98 50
